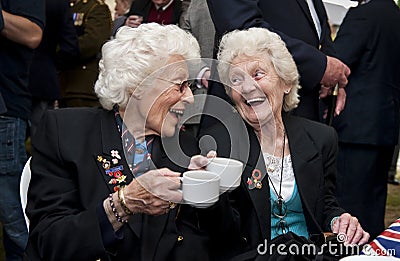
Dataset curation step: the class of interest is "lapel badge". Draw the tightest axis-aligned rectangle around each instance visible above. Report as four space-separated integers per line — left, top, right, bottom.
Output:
111 150 121 159
250 169 262 189
105 165 123 177
102 160 111 170
111 150 121 164
98 150 127 191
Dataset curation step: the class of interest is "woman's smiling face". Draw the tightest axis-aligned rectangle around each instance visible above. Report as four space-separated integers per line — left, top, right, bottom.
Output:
228 55 287 130
139 55 194 137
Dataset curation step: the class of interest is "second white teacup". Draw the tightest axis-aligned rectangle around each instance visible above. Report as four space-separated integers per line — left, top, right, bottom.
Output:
206 157 243 193
182 170 220 208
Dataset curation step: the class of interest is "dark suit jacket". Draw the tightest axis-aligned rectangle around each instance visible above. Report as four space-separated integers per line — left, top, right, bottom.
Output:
25 108 237 261
29 0 79 100
201 113 345 259
206 0 335 120
333 0 400 146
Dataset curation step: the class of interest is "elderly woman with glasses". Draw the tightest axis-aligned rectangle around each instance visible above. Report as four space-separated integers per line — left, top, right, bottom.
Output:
200 27 370 259
25 23 232 260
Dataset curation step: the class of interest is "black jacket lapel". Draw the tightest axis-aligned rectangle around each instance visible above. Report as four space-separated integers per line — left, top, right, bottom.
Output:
295 0 320 39
95 110 143 237
241 125 271 240
283 114 322 230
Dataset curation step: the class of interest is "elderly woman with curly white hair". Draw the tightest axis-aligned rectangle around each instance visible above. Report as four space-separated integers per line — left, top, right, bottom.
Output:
200 27 370 259
24 23 233 261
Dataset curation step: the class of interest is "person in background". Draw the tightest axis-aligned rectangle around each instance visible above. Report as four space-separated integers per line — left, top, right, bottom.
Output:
333 0 400 239
200 27 369 259
111 0 134 37
124 0 189 29
179 0 213 136
25 23 237 260
114 0 133 18
29 0 79 138
60 0 112 108
0 0 45 260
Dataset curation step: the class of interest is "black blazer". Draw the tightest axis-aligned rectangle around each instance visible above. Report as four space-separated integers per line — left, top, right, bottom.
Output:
333 0 400 146
206 0 335 120
201 113 345 259
25 108 236 261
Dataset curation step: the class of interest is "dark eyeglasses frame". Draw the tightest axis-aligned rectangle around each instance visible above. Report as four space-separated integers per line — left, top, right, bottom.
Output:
156 78 191 93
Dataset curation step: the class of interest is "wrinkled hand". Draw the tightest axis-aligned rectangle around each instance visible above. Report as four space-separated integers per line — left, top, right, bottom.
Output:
123 168 181 215
188 150 216 170
321 56 350 89
320 85 347 117
125 15 143 28
331 213 370 245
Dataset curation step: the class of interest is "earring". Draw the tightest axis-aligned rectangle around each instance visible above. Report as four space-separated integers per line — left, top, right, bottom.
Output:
284 89 290 94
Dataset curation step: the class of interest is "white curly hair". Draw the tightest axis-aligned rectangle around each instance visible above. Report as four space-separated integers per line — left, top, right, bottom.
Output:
94 23 201 110
217 27 301 112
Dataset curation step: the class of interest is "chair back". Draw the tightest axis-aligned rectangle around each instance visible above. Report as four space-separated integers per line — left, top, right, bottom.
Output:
20 157 32 231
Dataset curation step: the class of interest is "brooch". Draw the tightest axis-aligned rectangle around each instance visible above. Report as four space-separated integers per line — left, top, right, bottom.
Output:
247 169 263 189
97 150 126 192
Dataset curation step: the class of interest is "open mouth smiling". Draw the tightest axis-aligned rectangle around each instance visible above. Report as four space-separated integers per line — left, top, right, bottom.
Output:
245 97 266 106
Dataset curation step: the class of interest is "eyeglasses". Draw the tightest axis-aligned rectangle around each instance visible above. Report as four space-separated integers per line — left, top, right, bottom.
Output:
156 78 191 93
272 197 289 235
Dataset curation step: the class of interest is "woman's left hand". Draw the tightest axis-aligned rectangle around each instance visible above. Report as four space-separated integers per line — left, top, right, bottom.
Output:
188 150 216 170
331 213 370 245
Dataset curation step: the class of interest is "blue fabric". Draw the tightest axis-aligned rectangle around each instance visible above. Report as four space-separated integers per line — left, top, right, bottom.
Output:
114 107 153 177
0 116 28 260
270 183 309 240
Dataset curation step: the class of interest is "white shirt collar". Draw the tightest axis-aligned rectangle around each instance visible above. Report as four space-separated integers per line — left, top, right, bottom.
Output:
155 0 174 11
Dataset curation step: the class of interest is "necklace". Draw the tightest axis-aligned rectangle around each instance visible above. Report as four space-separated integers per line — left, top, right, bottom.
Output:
267 131 285 200
267 131 290 234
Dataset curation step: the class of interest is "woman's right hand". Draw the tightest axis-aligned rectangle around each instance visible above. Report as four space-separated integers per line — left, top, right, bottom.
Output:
123 168 181 215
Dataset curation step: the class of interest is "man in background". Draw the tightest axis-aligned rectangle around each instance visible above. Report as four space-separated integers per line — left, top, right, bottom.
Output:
333 0 400 239
0 1 45 259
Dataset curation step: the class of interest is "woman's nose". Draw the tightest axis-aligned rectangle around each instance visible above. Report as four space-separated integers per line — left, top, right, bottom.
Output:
182 87 194 104
241 75 258 94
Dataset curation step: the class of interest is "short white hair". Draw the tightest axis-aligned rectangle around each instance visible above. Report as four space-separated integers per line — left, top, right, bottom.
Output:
217 27 301 112
95 23 201 110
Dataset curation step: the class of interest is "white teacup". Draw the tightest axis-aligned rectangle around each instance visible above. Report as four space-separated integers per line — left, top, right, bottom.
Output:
206 157 243 193
182 170 220 208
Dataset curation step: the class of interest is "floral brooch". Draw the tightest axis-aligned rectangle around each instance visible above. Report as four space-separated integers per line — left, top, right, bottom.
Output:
247 168 263 189
97 150 126 192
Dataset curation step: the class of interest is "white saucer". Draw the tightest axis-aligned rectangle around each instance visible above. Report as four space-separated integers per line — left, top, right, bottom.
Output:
183 198 218 208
